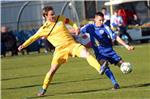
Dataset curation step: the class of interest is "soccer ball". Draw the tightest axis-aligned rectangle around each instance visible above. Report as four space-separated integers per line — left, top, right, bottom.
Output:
120 62 132 74
75 33 92 48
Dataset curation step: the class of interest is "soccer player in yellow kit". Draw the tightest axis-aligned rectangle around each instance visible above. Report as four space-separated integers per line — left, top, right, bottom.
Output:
18 6 102 96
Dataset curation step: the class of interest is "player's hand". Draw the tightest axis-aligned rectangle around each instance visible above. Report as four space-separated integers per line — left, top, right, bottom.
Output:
125 45 135 51
18 45 24 51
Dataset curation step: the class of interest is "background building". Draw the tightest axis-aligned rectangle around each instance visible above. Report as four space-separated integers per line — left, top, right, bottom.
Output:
1 1 150 30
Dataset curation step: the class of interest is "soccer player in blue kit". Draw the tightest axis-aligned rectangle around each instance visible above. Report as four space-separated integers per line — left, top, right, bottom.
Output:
80 12 134 89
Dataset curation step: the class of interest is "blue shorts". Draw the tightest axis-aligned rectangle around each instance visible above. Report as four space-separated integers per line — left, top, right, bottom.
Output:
95 47 122 65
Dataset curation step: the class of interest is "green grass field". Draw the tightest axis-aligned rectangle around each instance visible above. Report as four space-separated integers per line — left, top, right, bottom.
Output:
1 44 150 99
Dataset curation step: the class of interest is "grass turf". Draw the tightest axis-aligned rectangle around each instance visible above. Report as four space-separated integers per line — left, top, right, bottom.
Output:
1 44 150 99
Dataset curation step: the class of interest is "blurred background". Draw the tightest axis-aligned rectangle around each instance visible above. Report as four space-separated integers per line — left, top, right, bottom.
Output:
1 0 150 57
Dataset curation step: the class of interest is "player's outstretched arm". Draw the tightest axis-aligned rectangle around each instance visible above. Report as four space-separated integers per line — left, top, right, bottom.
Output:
18 32 40 51
116 35 134 51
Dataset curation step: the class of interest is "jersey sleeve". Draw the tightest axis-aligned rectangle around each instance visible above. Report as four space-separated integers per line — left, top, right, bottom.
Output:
80 24 91 34
104 25 117 41
22 29 41 48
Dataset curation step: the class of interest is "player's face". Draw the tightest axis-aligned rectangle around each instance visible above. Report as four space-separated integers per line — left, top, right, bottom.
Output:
46 10 56 22
94 15 104 26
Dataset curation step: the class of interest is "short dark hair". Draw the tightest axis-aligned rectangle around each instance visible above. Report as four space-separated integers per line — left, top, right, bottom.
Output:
95 12 104 17
42 6 53 18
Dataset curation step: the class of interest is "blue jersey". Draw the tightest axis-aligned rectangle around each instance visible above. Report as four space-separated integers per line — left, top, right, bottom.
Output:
80 24 121 64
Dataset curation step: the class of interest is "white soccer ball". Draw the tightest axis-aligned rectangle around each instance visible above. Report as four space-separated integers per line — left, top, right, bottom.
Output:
120 62 132 74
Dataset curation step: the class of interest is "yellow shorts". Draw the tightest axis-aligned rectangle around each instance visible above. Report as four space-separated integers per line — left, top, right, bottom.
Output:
51 42 85 65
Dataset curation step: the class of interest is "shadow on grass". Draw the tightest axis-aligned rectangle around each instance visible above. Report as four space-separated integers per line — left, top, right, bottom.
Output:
2 72 65 81
2 64 43 70
1 74 43 81
121 83 150 89
25 82 150 99
2 77 103 90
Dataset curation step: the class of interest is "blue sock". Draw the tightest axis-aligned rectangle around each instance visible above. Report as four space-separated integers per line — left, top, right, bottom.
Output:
105 67 118 85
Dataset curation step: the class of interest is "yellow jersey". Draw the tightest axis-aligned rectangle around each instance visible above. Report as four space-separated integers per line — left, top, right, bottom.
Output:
22 15 78 48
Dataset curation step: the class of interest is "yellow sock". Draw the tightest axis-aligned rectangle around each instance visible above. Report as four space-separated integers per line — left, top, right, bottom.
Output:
86 55 101 73
42 73 52 90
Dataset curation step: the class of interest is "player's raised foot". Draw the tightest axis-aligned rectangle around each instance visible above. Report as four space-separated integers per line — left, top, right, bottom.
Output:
99 62 108 75
112 83 120 90
37 88 46 97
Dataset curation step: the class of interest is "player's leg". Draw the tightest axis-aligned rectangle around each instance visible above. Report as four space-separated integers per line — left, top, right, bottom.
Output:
76 45 120 89
116 60 124 67
37 47 69 96
37 64 60 96
72 45 104 74
111 52 132 73
80 47 101 72
72 44 119 89
108 50 122 69
99 59 120 89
